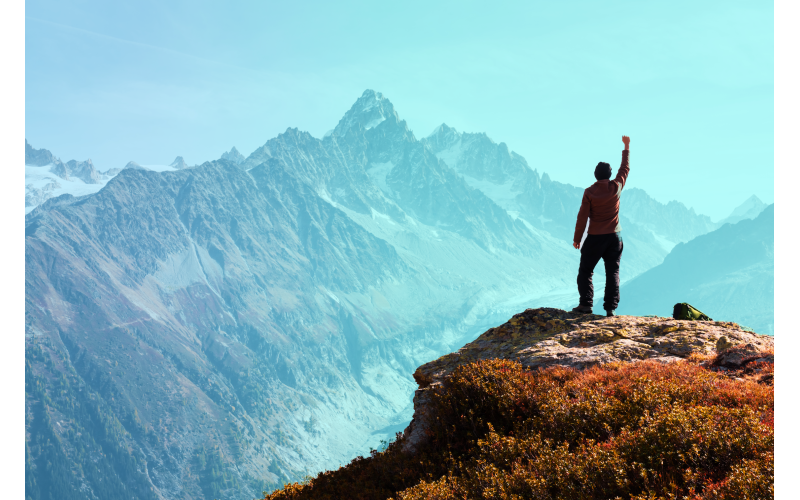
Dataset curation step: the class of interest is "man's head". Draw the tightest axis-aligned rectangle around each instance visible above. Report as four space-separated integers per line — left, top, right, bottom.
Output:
594 162 612 181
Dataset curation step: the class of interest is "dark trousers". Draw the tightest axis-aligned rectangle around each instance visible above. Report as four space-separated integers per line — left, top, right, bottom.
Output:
578 232 624 311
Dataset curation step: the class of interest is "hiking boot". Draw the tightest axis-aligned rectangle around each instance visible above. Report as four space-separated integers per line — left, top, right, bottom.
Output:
571 305 593 314
606 310 615 317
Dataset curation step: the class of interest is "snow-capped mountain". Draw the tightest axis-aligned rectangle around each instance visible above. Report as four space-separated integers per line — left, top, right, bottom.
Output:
25 141 111 213
25 90 745 499
25 142 197 213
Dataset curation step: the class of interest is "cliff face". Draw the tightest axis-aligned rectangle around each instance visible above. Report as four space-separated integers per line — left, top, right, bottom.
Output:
404 308 774 453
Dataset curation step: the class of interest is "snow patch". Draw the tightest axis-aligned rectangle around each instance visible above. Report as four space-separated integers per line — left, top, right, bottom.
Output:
364 116 386 130
25 164 112 213
324 288 340 304
316 187 340 208
366 162 396 197
370 208 395 225
434 140 465 169
139 164 178 173
461 176 518 211
649 231 677 253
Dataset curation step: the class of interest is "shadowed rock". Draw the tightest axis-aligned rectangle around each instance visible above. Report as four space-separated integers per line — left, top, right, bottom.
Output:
169 156 189 169
25 139 56 166
220 146 245 164
66 159 101 184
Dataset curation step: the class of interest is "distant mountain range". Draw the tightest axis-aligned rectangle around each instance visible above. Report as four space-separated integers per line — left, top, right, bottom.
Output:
24 142 197 214
618 204 774 334
25 90 773 499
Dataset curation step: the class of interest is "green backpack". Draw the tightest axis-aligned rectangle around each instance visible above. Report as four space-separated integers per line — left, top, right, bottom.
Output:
672 302 713 321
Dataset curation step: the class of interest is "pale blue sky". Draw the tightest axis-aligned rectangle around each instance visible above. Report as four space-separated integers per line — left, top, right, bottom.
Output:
25 0 773 220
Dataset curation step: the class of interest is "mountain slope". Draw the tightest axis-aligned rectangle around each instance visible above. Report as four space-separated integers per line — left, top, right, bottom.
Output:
618 204 774 334
25 158 578 499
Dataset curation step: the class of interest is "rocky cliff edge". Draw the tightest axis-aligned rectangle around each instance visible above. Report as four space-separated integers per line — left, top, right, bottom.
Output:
403 307 774 453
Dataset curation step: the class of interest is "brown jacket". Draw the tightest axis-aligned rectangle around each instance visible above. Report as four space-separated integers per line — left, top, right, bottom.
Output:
573 150 630 243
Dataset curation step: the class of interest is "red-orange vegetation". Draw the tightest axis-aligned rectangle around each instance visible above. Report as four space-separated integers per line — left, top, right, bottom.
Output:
265 358 773 500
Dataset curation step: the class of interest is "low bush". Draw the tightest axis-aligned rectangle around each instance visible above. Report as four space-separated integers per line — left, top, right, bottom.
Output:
265 359 773 500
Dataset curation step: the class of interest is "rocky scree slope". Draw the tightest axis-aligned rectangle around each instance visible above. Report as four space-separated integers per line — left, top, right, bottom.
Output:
26 160 414 499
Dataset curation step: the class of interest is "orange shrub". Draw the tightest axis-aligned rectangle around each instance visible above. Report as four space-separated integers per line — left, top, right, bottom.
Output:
265 359 773 500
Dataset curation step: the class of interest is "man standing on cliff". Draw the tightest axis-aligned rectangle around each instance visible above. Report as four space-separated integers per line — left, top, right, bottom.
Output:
571 135 631 317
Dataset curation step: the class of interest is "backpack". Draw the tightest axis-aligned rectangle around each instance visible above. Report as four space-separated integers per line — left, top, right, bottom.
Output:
672 302 713 321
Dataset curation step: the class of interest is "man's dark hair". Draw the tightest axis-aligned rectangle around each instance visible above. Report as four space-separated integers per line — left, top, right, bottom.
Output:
595 162 612 180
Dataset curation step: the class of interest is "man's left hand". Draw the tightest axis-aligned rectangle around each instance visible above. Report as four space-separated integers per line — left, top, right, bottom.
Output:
573 242 580 249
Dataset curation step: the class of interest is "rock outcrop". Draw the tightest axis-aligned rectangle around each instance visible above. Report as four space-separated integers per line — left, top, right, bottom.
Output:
220 146 245 164
25 139 56 166
65 158 101 184
169 156 189 169
403 307 774 453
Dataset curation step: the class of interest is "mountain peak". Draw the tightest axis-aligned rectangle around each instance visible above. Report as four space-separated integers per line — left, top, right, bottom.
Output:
25 139 57 166
333 89 399 136
424 123 461 150
718 195 768 226
220 146 245 165
427 123 458 138
731 195 765 215
170 156 189 169
64 158 101 184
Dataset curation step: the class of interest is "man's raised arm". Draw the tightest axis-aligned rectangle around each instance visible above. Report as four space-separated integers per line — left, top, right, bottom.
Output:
614 135 631 189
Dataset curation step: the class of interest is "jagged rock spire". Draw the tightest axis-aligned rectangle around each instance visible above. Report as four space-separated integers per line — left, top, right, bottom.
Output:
170 156 189 169
333 89 401 136
25 139 56 167
220 147 245 165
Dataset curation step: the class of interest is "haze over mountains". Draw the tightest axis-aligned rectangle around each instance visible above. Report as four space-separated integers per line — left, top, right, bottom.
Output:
25 90 772 499
619 204 774 334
